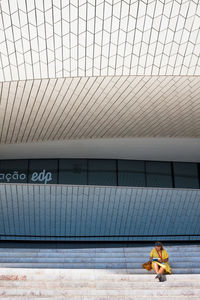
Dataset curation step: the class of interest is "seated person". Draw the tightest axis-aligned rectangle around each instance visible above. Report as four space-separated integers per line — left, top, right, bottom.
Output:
150 241 171 281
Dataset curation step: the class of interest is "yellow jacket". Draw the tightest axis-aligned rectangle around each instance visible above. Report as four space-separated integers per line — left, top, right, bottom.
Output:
150 248 172 274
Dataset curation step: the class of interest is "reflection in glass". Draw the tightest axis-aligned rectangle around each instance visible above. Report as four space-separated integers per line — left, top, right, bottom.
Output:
88 159 116 186
118 160 145 186
173 162 199 189
59 159 87 185
146 161 173 188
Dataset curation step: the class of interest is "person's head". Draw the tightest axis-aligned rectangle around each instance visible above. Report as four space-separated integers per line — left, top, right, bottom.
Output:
155 241 164 251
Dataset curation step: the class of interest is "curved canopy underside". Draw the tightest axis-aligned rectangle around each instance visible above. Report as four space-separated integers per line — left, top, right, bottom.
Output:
0 1 200 161
0 0 200 81
0 75 200 145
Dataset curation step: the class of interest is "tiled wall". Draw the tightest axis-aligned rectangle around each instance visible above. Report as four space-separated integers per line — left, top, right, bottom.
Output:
0 183 200 241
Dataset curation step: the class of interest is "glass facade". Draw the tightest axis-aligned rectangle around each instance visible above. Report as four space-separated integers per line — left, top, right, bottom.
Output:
0 158 199 189
59 159 87 185
146 161 173 188
173 162 199 189
0 159 28 183
118 160 145 187
88 159 116 186
28 159 58 184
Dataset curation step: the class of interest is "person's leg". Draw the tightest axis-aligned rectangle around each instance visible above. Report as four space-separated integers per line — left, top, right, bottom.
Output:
158 267 165 275
152 262 159 274
158 267 165 282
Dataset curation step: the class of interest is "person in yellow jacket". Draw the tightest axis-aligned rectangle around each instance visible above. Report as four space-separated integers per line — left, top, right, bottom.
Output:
150 242 171 282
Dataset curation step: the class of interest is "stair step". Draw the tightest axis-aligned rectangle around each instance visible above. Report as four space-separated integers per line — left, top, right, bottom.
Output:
2 297 200 300
0 250 199 256
1 270 200 280
0 252 199 258
0 257 198 263
0 265 200 274
0 258 200 269
0 245 199 298
0 279 200 288
1 287 200 297
0 246 199 252
0 249 200 258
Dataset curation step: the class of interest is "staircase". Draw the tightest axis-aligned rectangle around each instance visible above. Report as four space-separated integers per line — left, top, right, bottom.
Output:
0 244 200 299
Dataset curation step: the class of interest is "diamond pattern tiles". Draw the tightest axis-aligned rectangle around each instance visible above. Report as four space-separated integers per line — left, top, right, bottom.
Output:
0 0 200 81
0 75 199 143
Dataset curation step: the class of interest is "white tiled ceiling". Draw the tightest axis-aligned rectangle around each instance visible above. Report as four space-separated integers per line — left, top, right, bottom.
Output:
0 1 199 145
0 0 200 81
0 75 200 144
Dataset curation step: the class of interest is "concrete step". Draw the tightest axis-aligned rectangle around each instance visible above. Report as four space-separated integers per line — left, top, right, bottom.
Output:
0 263 200 273
0 245 199 299
1 268 200 298
0 253 198 261
2 297 200 300
0 245 199 252
1 269 200 281
0 254 199 263
0 257 200 268
0 252 199 258
1 287 200 297
0 245 199 272
127 268 200 274
0 248 199 253
1 279 200 288
0 249 199 255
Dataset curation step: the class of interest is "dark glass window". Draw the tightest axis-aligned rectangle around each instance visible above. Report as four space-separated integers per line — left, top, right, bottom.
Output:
146 161 173 188
0 158 199 189
59 159 87 185
0 160 28 183
118 160 145 187
173 162 199 189
28 159 58 184
88 159 116 186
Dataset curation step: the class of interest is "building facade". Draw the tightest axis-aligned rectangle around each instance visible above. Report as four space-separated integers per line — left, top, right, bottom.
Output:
0 0 200 241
